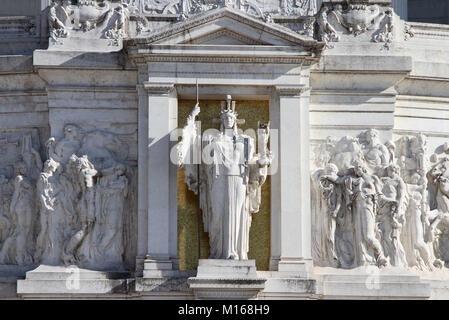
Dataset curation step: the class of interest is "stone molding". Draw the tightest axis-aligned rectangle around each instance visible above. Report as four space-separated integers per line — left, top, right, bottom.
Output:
276 85 310 97
143 82 175 94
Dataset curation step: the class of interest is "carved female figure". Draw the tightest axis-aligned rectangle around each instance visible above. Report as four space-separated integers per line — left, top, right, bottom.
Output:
9 163 36 265
35 159 70 265
377 164 408 267
344 161 387 267
178 96 271 260
402 186 434 270
93 164 128 270
317 163 343 267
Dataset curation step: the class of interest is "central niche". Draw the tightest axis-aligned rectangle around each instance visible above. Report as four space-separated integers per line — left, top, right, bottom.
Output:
177 99 271 271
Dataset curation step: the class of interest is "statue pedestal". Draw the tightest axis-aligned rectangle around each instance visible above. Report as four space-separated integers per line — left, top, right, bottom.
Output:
187 259 266 300
16 265 130 299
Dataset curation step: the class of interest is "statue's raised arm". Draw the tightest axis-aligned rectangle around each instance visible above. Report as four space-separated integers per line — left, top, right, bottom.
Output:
177 102 200 168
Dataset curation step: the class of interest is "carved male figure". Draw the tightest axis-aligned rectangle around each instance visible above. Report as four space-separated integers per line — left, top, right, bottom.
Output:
63 155 97 266
360 129 390 172
46 124 82 165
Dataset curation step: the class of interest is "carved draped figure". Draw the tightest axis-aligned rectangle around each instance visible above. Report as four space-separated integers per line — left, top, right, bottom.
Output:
36 162 72 265
184 132 259 260
178 102 270 260
89 166 128 270
344 171 387 267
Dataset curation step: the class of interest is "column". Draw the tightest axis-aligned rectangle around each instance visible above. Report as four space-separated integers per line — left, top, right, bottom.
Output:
135 85 149 276
143 82 179 277
275 85 313 275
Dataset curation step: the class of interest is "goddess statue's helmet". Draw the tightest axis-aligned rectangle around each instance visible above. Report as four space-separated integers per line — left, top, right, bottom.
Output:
220 95 237 119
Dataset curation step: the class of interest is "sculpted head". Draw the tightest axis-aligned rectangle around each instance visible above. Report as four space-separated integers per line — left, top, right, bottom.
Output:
114 164 126 176
115 5 124 13
386 164 400 177
221 111 236 129
353 161 367 177
44 158 60 174
365 129 379 145
385 140 395 152
220 95 238 130
15 161 27 176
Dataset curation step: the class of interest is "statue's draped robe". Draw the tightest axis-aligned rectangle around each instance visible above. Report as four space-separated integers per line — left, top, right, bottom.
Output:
179 122 263 260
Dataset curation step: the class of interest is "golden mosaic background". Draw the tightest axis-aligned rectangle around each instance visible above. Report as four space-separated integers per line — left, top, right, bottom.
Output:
177 99 271 271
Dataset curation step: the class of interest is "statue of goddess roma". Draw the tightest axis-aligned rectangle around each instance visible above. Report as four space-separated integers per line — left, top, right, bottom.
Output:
178 95 272 260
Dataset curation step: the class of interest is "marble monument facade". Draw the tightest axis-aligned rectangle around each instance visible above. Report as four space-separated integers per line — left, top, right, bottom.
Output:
0 0 449 299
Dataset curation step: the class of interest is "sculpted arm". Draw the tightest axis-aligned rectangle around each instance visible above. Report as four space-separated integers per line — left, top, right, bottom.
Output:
379 145 390 165
177 103 200 167
37 177 53 212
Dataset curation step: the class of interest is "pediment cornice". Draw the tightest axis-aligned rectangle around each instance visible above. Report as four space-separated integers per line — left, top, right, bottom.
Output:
125 7 323 52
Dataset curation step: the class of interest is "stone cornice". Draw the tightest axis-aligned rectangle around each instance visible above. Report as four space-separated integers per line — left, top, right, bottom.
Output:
130 54 317 66
276 85 310 96
143 82 175 94
124 7 321 49
127 43 320 65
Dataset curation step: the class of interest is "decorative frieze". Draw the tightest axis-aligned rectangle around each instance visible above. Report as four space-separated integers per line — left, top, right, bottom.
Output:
46 0 129 48
0 125 136 271
312 129 449 271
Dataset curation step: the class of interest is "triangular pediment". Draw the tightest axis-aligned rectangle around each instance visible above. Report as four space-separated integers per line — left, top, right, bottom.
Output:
182 29 269 45
129 7 318 49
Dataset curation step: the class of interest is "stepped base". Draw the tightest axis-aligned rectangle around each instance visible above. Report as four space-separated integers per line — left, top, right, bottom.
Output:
17 265 131 299
187 259 266 300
